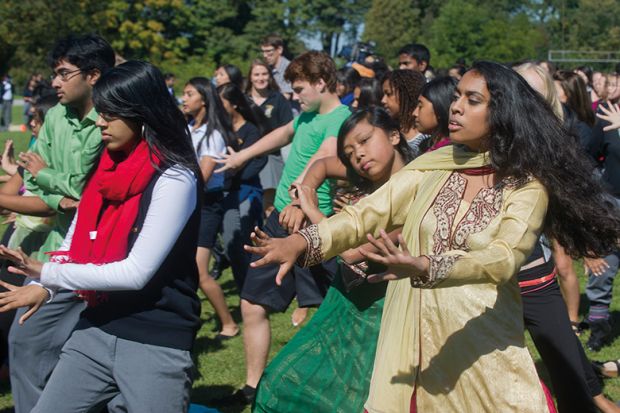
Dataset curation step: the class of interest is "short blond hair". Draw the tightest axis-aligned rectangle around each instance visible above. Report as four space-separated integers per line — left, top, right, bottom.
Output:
514 62 563 120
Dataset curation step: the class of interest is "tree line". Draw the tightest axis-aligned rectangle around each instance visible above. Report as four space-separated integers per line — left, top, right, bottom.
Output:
0 0 619 86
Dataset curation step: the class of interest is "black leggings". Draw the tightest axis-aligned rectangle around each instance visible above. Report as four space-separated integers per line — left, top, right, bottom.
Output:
522 280 599 413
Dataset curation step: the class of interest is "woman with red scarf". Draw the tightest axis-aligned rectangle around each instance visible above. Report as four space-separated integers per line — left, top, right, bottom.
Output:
0 61 202 413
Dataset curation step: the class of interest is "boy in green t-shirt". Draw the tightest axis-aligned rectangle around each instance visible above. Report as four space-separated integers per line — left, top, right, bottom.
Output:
216 51 350 404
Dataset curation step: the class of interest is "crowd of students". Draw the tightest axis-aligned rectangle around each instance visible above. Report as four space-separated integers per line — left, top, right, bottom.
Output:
0 32 618 413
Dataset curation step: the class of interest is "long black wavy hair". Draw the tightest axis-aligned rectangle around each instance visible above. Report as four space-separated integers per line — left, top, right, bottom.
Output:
216 83 271 137
186 77 237 151
471 61 620 257
337 106 414 191
92 60 201 181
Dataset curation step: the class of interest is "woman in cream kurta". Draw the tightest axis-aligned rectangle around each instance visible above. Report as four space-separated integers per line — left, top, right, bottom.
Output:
248 63 620 412
297 145 549 413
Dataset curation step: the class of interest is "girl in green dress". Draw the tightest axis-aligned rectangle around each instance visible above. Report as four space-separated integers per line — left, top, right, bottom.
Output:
253 107 414 412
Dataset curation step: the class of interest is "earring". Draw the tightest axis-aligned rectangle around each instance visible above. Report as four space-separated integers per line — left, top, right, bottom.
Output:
141 124 146 137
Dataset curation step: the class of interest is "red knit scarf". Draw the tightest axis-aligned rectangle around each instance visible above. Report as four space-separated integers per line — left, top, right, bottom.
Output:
67 139 161 306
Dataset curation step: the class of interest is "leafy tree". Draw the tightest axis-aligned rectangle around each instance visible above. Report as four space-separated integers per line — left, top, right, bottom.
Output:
0 0 106 82
363 0 422 61
298 0 371 54
425 0 543 67
561 0 620 51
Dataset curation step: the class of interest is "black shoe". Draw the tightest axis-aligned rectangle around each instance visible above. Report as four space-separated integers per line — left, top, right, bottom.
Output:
578 319 590 332
587 319 612 352
209 245 229 281
211 385 256 406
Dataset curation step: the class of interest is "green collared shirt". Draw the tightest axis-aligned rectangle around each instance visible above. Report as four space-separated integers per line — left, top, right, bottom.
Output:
24 103 102 260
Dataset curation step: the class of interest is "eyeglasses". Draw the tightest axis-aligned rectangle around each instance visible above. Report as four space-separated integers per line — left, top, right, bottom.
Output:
261 48 276 55
50 68 82 82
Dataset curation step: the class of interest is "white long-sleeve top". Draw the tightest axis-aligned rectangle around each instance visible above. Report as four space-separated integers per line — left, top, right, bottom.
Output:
37 165 197 292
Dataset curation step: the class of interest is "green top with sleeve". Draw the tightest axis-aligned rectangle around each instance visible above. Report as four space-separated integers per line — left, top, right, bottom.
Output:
24 103 102 261
274 105 350 215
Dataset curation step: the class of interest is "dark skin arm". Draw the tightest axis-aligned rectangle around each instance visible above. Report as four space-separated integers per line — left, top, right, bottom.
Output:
0 173 23 196
280 157 349 234
0 194 55 216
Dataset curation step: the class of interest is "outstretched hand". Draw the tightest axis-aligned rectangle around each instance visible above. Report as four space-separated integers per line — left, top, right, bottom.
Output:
597 102 620 132
244 227 307 286
360 230 429 283
0 245 43 279
0 280 49 324
214 146 247 173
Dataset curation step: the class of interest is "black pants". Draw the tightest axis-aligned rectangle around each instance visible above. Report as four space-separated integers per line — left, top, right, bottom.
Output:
241 211 336 312
522 281 599 413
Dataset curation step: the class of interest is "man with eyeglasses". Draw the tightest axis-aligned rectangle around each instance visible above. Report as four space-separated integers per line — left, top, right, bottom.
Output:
261 34 293 99
0 34 115 413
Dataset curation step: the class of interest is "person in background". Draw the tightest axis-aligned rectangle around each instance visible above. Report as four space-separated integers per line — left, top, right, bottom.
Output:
22 75 40 127
164 72 176 97
553 70 595 151
245 59 293 216
351 78 383 110
583 71 620 352
539 60 557 75
1 74 13 132
214 64 244 90
397 43 431 75
592 72 607 112
335 67 361 107
381 69 426 149
448 64 467 81
217 83 269 291
261 34 293 99
575 66 599 109
181 77 239 339
0 91 60 384
411 76 457 153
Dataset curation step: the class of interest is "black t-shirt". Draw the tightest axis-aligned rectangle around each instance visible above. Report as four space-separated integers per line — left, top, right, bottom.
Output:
259 91 293 131
229 122 266 189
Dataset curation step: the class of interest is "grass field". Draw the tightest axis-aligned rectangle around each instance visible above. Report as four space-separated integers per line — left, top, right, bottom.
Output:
0 112 619 412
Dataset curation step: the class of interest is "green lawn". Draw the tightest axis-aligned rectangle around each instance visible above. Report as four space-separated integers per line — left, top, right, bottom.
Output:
11 104 25 130
0 123 619 412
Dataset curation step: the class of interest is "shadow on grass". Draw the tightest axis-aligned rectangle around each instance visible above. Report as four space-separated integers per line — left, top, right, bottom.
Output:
191 384 248 413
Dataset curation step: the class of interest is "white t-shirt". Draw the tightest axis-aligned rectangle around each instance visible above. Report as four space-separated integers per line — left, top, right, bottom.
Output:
2 80 12 101
190 123 226 191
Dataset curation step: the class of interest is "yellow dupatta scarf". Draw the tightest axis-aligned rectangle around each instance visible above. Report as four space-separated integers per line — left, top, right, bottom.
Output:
365 145 494 412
